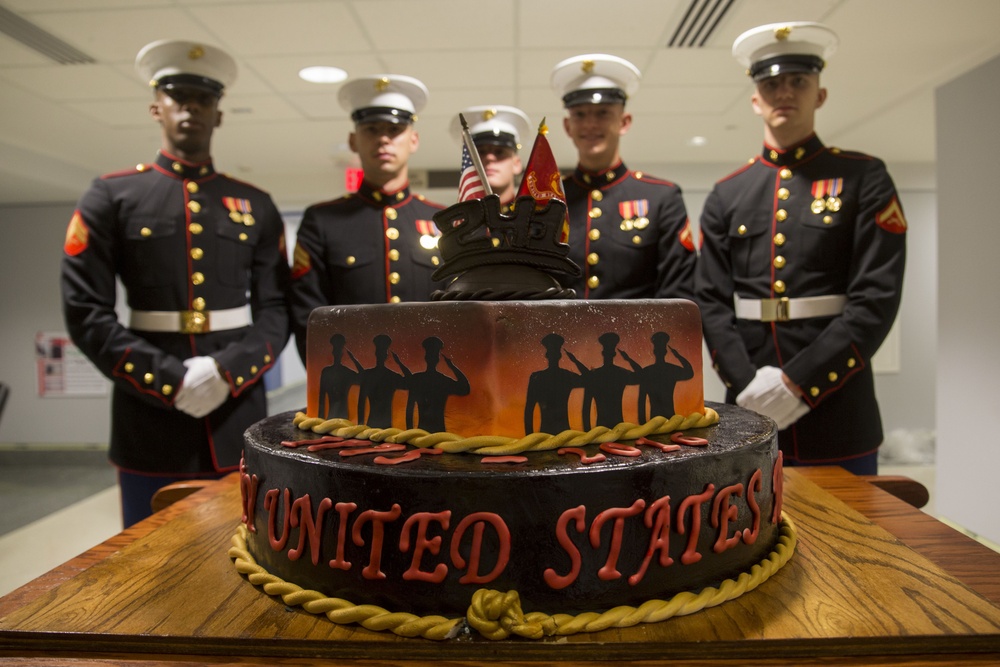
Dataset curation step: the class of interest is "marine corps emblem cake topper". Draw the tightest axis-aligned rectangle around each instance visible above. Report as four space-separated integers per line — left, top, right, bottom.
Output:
432 118 580 301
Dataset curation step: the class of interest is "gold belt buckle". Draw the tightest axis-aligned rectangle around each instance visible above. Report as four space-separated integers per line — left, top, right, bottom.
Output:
760 298 791 322
180 310 210 334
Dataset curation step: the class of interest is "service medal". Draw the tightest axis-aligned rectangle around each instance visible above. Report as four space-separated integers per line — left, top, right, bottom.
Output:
811 198 826 214
826 197 842 212
635 217 649 230
243 213 255 226
230 211 243 223
620 219 634 231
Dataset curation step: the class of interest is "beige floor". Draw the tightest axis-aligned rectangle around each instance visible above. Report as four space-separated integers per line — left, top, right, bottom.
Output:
3 463 997 601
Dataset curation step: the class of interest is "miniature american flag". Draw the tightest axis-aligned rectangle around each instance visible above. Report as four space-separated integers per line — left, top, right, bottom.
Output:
458 143 487 202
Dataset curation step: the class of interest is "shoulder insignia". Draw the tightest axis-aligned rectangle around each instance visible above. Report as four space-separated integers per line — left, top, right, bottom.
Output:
678 218 697 252
64 210 89 256
291 242 312 279
875 196 907 234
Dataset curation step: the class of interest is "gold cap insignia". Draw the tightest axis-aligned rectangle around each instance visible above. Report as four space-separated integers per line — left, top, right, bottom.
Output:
774 26 792 41
482 108 496 121
188 45 205 60
581 59 595 74
375 76 390 92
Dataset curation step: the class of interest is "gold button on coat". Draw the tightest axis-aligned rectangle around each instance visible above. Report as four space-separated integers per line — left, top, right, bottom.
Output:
777 188 790 200
587 276 600 289
774 233 786 246
591 190 603 201
632 235 642 244
738 225 747 235
390 295 401 303
191 272 205 285
385 208 398 220
191 247 203 260
588 208 602 219
193 297 206 311
389 249 400 261
162 384 173 396
773 255 786 269
775 209 787 222
389 272 401 285
124 362 134 372
186 182 199 194
140 227 152 237
144 373 154 384
190 223 203 234
810 387 820 397
239 233 248 241
828 372 839 382
587 253 599 265
779 168 792 180
386 227 399 240
588 229 601 241
188 201 201 213
773 280 786 293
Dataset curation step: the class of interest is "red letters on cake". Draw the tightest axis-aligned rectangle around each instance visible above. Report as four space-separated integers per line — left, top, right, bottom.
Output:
353 504 403 580
676 484 715 565
590 500 647 580
544 506 587 590
451 512 511 585
252 464 777 592
400 511 452 583
629 495 673 586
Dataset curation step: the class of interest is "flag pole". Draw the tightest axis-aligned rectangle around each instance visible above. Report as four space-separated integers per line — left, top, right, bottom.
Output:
458 113 493 197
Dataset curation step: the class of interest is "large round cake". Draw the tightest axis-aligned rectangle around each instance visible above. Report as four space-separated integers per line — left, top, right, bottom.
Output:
232 298 793 640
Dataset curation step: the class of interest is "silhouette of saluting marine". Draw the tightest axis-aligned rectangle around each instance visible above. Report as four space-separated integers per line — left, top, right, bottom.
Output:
403 336 470 432
318 333 361 419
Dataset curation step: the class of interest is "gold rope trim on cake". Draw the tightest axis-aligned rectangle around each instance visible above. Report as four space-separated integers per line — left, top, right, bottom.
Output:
228 515 796 641
292 408 719 455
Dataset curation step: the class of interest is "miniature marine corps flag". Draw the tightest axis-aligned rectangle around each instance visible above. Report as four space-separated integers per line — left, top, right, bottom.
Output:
517 118 569 242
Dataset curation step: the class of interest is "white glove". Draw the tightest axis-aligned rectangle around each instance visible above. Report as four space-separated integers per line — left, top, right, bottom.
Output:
174 356 230 418
736 366 810 430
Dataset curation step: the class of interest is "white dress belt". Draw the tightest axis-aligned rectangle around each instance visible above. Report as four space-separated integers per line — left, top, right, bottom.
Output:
129 306 251 334
734 294 847 322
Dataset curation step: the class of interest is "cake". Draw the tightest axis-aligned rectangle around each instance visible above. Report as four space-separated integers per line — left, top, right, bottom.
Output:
230 142 795 640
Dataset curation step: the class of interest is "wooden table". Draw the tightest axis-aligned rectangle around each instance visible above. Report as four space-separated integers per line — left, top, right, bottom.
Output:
0 467 998 666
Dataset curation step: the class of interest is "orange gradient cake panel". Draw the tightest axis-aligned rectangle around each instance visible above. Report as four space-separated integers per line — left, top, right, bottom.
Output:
306 300 704 438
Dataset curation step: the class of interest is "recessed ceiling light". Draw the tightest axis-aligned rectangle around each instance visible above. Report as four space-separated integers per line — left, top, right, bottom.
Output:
687 136 708 147
299 66 348 84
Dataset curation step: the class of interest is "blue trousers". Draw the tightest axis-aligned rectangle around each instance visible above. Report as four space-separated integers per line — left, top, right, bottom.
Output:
117 469 226 528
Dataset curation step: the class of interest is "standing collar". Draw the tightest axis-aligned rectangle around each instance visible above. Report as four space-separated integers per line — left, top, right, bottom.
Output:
356 179 411 205
154 151 215 179
573 160 629 187
760 134 825 167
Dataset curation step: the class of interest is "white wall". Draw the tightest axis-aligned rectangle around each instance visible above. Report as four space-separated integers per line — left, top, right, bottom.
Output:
935 55 1000 544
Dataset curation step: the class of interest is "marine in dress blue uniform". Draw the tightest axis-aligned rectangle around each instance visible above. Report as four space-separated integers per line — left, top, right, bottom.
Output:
449 106 531 214
695 23 907 473
551 54 696 300
60 40 290 526
290 75 444 363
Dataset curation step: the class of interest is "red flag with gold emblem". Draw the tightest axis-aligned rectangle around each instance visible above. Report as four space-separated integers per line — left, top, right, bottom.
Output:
517 119 569 242
64 210 89 256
